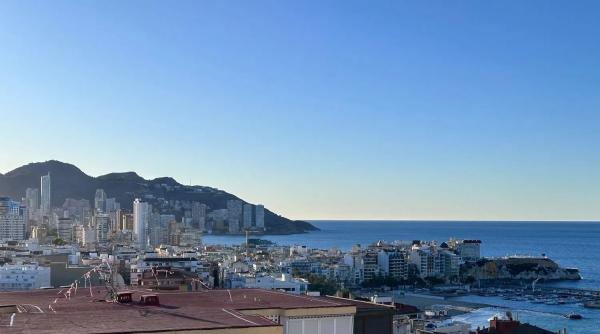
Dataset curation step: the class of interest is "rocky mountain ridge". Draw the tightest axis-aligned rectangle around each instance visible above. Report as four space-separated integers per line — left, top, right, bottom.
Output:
0 160 318 235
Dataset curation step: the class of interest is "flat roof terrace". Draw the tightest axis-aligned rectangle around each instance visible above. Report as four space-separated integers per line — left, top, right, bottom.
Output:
0 288 354 334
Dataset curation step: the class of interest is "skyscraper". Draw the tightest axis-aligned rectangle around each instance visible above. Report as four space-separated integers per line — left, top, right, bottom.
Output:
255 204 265 230
94 214 110 244
94 189 107 213
191 202 207 231
104 197 119 213
133 198 149 248
25 188 39 211
40 173 51 216
243 204 253 230
227 199 242 234
25 188 40 221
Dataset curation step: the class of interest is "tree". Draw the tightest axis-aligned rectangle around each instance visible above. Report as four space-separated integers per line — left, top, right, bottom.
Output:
52 238 67 246
304 274 338 296
464 275 476 284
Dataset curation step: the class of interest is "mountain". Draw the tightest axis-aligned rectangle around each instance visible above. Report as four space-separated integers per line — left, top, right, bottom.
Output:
0 160 318 234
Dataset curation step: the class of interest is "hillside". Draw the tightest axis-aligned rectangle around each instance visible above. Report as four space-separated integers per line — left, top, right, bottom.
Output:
0 160 318 234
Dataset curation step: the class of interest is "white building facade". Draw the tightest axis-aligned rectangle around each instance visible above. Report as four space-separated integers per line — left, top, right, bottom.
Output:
40 173 51 216
133 199 149 249
243 273 308 294
0 197 26 241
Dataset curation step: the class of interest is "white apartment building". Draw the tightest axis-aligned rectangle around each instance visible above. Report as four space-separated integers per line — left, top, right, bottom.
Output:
343 250 365 284
409 247 434 278
243 273 308 294
40 173 51 216
133 199 149 248
94 214 110 243
0 197 26 241
290 245 309 256
435 250 460 278
455 240 481 261
378 250 409 280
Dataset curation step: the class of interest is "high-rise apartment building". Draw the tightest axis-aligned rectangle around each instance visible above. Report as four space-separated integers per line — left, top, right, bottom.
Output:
57 217 74 243
73 224 84 245
377 250 408 280
148 213 174 247
24 187 40 223
133 199 149 248
255 204 265 230
243 204 253 229
0 197 26 241
120 212 134 231
94 214 110 244
105 197 119 213
191 202 207 231
25 188 39 211
94 189 107 213
62 198 91 225
227 199 243 234
40 173 51 216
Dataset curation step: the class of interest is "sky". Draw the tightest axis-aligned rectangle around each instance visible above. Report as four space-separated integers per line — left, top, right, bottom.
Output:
0 1 599 221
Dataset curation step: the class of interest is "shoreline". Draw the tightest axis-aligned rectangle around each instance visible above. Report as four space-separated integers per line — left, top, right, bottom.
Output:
393 293 492 317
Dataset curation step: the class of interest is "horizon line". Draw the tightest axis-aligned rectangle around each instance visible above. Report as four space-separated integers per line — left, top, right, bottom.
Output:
304 219 600 223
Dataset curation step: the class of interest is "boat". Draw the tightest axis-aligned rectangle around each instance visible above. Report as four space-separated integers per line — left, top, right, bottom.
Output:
584 300 600 309
565 312 582 320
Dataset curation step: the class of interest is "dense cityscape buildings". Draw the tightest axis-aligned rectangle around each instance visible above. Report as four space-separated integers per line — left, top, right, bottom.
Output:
0 172 588 334
1 173 268 247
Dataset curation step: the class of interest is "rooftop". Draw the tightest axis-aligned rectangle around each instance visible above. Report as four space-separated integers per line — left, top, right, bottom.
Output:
0 288 354 333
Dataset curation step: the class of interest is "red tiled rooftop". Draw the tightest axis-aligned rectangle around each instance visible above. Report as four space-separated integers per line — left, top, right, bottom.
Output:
0 288 353 333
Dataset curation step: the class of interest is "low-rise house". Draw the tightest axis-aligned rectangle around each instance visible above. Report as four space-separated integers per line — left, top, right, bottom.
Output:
472 314 556 334
245 273 308 294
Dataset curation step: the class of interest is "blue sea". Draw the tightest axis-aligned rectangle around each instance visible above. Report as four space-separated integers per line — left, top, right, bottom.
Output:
203 220 600 333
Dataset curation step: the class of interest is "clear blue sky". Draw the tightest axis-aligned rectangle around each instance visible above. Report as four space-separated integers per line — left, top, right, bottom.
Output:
1 1 599 220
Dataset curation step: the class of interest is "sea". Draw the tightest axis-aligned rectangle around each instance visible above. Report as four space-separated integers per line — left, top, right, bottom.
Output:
203 221 600 333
